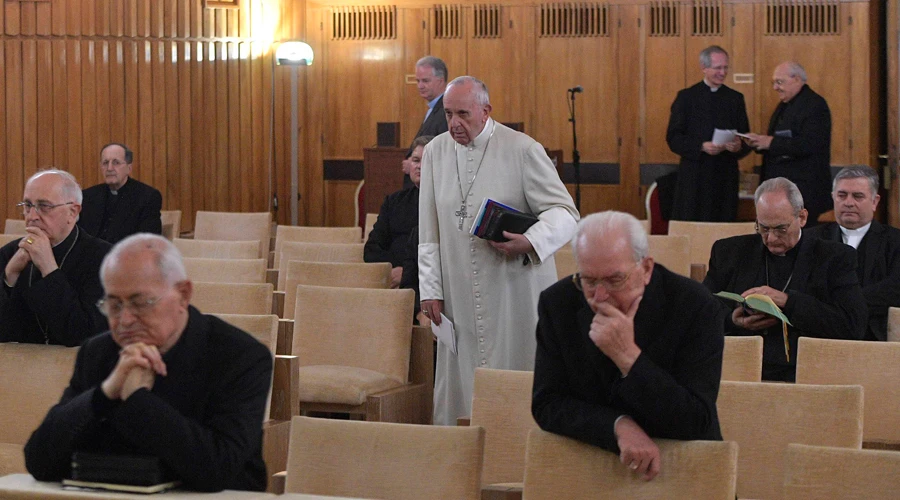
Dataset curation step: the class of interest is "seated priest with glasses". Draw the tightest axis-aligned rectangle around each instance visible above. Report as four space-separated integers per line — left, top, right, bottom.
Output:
532 211 725 482
703 177 867 382
0 169 111 346
25 234 273 492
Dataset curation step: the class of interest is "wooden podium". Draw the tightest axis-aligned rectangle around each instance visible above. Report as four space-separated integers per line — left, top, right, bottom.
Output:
363 147 407 214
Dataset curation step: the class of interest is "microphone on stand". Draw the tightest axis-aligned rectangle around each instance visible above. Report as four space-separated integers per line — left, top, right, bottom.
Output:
567 86 582 210
568 85 584 93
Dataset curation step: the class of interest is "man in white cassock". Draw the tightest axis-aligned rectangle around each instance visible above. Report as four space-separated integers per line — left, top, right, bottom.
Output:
419 76 579 425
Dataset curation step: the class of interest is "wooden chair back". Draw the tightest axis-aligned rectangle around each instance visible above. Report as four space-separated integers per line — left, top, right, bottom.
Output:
795 337 900 445
174 238 259 259
191 282 274 315
647 234 691 276
364 213 379 242
183 257 266 284
522 429 738 499
0 235 21 248
667 221 757 271
783 444 900 499
276 242 365 289
282 261 391 319
553 244 576 280
160 210 181 240
0 344 78 445
717 381 863 500
292 285 414 385
3 220 25 235
888 306 900 342
194 211 271 258
284 416 484 500
470 368 537 487
721 336 763 382
274 226 362 255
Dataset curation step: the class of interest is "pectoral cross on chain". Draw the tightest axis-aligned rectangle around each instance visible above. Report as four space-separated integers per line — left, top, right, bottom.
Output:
455 204 468 231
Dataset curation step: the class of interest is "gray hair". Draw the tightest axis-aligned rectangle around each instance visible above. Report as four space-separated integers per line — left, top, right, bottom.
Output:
100 143 134 164
447 76 490 106
572 211 649 264
755 177 804 215
783 61 808 82
699 45 728 68
27 169 83 205
415 56 448 81
833 165 879 197
101 233 187 287
411 135 434 150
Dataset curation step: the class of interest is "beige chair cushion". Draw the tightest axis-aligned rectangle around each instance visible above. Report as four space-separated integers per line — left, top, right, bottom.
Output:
796 337 900 443
553 245 576 280
293 285 414 387
648 234 691 276
274 226 361 255
783 443 900 499
0 235 20 248
297 365 402 405
721 335 763 382
285 416 484 500
276 242 365 289
523 429 738 499
191 282 274 315
470 368 537 486
282 261 391 318
194 210 271 258
667 221 757 267
174 238 259 259
0 344 79 444
0 443 25 476
160 210 181 240
718 381 863 500
183 257 267 284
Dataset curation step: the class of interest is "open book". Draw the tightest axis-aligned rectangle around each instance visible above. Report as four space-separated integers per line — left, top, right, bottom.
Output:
715 292 792 362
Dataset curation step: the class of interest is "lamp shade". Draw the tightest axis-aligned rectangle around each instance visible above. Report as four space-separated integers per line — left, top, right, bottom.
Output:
276 41 314 66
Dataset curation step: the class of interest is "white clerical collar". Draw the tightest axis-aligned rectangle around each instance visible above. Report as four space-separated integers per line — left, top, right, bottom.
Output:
704 79 720 92
840 222 871 249
466 118 495 150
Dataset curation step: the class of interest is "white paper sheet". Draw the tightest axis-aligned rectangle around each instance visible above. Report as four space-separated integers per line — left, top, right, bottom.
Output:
430 313 457 355
712 128 737 146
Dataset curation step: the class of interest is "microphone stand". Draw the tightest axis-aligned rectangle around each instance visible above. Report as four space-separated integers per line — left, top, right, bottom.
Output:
568 89 581 211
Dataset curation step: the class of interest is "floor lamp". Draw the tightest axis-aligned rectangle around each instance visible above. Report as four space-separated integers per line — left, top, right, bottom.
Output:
275 41 314 226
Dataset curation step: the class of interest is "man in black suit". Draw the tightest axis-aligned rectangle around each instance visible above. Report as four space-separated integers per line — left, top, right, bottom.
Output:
532 211 724 481
401 56 449 188
666 45 751 221
704 177 867 382
25 234 272 492
806 166 900 341
745 62 832 224
80 143 162 244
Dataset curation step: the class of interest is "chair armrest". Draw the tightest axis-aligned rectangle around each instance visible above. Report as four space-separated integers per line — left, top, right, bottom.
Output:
690 263 707 282
277 320 294 355
457 417 471 426
273 291 285 317
267 269 278 288
268 250 275 269
482 484 523 500
270 471 287 495
271 355 299 421
262 422 291 494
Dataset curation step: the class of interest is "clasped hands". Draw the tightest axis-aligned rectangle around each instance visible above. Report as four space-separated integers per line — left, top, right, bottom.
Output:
731 285 787 331
101 342 167 401
4 227 59 287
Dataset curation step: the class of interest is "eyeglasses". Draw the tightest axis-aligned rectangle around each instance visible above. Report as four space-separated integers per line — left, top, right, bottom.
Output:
17 201 74 216
572 262 640 293
755 220 794 238
100 159 127 168
96 296 162 319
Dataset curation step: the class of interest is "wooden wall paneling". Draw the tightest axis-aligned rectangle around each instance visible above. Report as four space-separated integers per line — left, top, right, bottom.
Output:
0 0 4 34
305 6 326 225
82 0 96 36
165 0 177 38
5 1 19 36
228 41 242 211
35 39 53 170
729 2 757 173
202 2 213 39
617 3 642 216
190 0 202 38
249 42 265 217
36 0 51 36
109 41 126 146
95 40 111 184
136 0 149 37
137 40 154 195
189 40 205 230
428 6 467 93
165 41 181 210
227 6 238 38
216 42 229 211
889 0 899 227
848 2 877 167
51 40 68 168
111 0 124 37
123 0 136 37
641 7 684 165
466 6 534 127
20 1 35 37
177 41 193 224
216 8 227 38
149 0 162 38
399 7 428 149
239 43 253 212
51 0 65 36
176 0 188 38
22 40 36 174
238 0 249 38
6 40 24 213
65 39 83 183
567 184 620 218
0 42 7 223
152 41 167 194
96 0 110 36
201 41 215 212
533 24 619 163
123 41 139 175
273 65 288 224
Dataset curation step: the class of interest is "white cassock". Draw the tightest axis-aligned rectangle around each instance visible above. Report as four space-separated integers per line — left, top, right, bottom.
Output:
419 119 579 425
